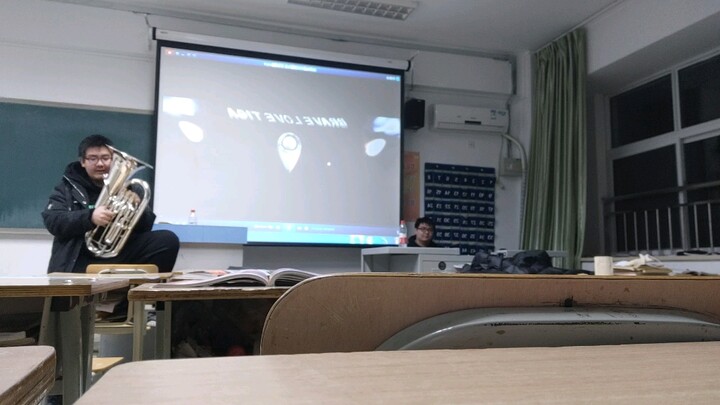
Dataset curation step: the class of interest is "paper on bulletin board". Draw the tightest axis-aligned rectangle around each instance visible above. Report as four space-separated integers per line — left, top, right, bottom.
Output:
402 151 420 220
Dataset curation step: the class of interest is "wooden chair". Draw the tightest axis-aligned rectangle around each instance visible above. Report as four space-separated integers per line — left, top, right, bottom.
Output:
87 264 158 372
259 273 720 355
87 264 159 335
91 356 123 383
86 264 159 275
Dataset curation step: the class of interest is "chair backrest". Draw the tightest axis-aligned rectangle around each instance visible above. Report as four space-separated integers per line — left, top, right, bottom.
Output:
86 264 159 274
259 273 720 355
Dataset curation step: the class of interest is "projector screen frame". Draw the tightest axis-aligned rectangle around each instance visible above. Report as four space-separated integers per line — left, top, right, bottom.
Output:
151 37 406 248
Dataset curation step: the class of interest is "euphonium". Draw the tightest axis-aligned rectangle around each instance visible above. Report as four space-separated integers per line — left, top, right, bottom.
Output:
85 146 153 258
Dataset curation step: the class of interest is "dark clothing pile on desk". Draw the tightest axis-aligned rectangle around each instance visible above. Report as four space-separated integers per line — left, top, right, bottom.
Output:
459 250 589 275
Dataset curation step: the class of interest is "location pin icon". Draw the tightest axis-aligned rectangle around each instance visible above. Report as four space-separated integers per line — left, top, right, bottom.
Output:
277 132 302 172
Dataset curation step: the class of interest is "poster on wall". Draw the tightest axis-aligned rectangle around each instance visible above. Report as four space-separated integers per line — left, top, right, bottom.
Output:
402 152 420 221
424 162 496 254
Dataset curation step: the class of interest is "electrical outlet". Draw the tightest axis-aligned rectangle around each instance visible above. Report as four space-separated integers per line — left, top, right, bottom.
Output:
500 158 523 177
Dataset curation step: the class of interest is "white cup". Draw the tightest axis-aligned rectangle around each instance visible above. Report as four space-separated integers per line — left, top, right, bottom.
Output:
594 256 614 276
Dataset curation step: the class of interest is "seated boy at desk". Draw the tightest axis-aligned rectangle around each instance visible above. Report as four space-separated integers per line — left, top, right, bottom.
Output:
408 217 439 247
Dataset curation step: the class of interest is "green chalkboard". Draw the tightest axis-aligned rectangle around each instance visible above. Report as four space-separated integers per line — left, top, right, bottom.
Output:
0 101 155 229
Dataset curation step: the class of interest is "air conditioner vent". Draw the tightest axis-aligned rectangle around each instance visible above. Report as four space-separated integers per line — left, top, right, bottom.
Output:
431 104 509 133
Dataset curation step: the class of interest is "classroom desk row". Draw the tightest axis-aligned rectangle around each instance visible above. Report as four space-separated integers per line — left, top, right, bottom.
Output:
45 271 287 360
4 272 720 404
0 276 129 404
77 341 720 404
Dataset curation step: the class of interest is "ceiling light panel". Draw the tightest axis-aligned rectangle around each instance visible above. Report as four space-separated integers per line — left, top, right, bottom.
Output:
288 0 417 20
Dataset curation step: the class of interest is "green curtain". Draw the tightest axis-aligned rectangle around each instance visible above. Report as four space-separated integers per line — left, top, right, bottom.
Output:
521 29 587 269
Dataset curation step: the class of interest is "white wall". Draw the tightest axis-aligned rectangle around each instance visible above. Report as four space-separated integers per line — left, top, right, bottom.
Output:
1 0 525 275
586 0 720 85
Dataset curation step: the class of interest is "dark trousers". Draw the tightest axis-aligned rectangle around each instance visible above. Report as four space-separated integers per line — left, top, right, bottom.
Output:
83 230 180 273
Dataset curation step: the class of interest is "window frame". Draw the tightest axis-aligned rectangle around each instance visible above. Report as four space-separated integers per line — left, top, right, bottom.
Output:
603 48 720 256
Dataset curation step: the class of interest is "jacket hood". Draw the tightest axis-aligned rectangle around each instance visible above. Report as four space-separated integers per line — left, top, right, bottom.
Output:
63 161 101 193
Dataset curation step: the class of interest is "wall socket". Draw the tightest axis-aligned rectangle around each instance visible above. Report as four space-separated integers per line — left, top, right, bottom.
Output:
500 158 523 177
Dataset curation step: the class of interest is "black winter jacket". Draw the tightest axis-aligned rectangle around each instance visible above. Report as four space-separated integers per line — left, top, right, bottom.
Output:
408 234 439 247
41 161 155 273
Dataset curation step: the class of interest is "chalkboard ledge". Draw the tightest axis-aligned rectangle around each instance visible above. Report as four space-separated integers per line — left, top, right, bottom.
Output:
0 228 52 238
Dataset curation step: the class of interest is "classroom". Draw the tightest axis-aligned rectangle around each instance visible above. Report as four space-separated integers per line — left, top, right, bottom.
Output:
2 0 720 403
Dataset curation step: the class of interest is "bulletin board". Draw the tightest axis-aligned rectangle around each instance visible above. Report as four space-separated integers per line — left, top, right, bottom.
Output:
424 162 495 255
402 151 420 220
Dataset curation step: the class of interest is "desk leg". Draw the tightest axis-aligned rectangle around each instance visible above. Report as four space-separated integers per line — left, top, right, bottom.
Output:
58 304 83 404
37 297 93 403
80 299 95 390
39 297 53 345
38 298 60 396
156 302 172 359
132 300 145 361
132 301 172 360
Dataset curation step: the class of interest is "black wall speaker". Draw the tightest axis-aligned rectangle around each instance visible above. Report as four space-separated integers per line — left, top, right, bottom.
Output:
404 98 425 130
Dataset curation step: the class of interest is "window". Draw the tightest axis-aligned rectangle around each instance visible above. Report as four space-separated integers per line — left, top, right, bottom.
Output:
679 53 720 128
613 147 677 197
683 135 720 249
610 75 673 148
611 147 680 252
606 52 720 255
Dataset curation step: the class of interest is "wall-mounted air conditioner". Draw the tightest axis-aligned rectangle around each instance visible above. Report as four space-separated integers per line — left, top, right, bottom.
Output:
432 104 509 133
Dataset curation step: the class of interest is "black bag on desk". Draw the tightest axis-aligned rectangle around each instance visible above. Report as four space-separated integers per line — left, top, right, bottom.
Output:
459 250 588 275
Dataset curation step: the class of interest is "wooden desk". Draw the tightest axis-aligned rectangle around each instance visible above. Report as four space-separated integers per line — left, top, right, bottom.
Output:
0 346 56 405
0 276 128 404
128 284 287 360
77 341 720 404
0 276 127 297
260 273 720 354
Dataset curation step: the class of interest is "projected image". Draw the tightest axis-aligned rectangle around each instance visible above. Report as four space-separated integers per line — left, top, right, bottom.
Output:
277 132 301 172
154 43 404 245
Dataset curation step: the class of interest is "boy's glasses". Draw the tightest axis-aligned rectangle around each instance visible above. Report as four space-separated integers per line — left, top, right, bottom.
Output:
85 155 112 164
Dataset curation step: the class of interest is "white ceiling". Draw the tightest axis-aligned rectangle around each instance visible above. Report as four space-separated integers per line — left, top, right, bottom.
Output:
47 0 620 57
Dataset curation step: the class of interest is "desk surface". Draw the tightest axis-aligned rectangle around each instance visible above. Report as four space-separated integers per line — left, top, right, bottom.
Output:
128 283 288 301
0 345 56 405
49 272 172 285
77 341 720 404
0 276 129 297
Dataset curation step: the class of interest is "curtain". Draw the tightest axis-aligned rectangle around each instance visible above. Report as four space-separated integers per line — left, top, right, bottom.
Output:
521 29 587 269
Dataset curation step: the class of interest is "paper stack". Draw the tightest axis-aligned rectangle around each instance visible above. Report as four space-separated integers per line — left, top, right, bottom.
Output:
613 254 672 276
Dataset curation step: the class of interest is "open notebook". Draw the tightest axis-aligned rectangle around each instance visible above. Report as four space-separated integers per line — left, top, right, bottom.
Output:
156 268 320 288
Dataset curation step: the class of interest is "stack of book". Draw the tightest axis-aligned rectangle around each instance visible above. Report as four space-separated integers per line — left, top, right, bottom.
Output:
612 254 672 276
612 264 672 276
